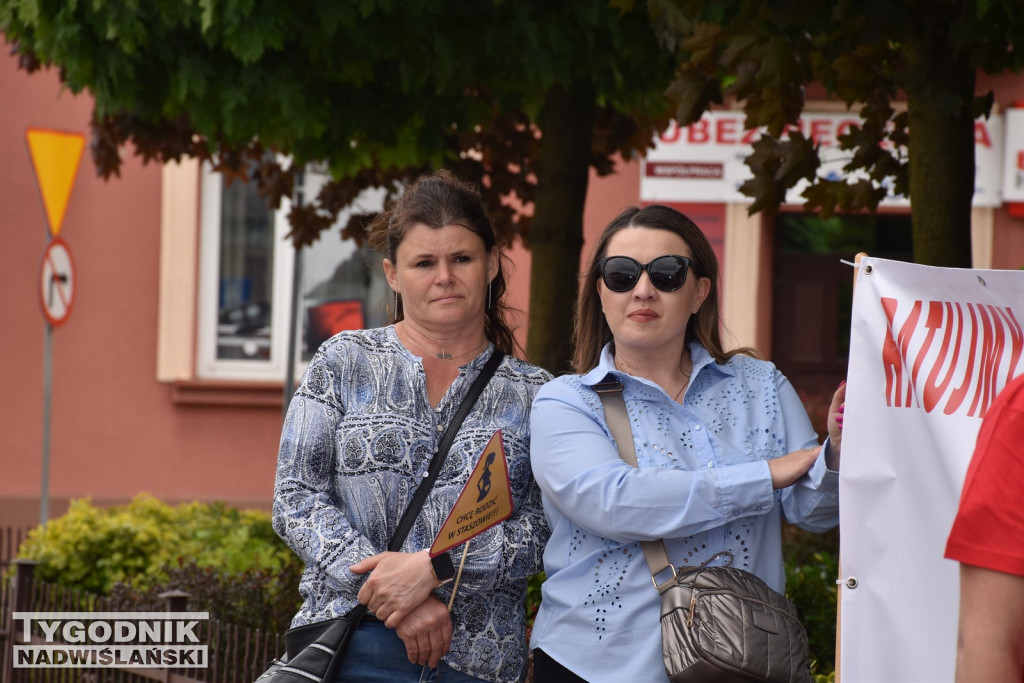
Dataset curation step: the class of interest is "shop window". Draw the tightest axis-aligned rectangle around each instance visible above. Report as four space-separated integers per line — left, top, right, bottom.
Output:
196 164 388 381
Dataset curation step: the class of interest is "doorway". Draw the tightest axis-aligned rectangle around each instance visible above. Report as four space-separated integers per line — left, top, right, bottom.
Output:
771 212 913 401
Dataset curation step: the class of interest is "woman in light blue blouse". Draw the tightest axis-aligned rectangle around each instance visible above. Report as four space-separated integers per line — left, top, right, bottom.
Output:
529 205 845 683
274 171 551 683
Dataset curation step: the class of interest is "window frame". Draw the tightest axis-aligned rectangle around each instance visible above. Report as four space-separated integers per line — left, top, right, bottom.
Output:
195 161 297 382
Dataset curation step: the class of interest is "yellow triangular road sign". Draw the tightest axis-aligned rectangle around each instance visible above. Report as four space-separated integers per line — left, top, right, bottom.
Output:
431 430 513 556
26 128 85 236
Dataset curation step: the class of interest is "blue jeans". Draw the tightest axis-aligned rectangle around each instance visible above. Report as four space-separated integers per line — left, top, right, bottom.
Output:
336 620 484 682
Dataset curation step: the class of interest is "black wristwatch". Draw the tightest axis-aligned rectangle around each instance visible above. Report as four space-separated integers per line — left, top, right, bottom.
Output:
430 552 456 586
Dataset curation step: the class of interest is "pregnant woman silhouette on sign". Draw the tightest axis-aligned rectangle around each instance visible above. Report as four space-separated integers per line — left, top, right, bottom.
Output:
476 451 496 502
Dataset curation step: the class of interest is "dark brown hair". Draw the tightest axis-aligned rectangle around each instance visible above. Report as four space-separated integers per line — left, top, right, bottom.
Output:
368 170 518 356
573 205 752 373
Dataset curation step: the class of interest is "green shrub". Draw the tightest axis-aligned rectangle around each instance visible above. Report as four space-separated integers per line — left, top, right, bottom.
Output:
107 562 301 633
18 494 303 597
784 524 840 677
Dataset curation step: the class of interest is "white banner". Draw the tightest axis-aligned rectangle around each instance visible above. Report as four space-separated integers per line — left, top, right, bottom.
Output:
839 256 1024 682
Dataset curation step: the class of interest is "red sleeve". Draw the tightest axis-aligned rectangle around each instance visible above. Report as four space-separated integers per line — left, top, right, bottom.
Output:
945 374 1024 577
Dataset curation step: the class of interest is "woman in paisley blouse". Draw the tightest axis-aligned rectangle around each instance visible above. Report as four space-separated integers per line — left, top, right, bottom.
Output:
528 205 845 682
273 170 551 683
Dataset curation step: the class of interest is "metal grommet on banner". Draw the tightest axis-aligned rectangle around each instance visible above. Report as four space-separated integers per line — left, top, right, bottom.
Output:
845 577 859 589
863 265 873 275
978 275 987 286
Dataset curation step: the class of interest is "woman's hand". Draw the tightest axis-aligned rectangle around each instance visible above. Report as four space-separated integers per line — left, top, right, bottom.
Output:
351 550 437 627
768 446 821 489
768 381 846 488
826 381 846 470
394 595 453 667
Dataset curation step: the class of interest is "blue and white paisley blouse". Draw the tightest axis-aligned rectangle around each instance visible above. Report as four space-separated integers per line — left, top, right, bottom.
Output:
529 341 839 682
273 326 551 683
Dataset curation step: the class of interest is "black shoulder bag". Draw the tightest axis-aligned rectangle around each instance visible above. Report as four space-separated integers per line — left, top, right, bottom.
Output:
257 350 505 683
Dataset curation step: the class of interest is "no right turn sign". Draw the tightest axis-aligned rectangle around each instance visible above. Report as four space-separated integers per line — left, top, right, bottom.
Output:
39 237 75 326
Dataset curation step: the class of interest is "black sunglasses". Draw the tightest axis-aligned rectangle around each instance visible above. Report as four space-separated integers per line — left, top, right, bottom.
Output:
598 255 695 293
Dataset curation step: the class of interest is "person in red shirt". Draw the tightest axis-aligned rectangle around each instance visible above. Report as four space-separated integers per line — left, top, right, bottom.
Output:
945 372 1024 681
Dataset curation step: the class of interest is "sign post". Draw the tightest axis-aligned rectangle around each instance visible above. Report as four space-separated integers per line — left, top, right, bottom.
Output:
27 128 85 526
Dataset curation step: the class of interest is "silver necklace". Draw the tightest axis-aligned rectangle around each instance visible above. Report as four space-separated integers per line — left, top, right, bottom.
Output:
406 333 486 361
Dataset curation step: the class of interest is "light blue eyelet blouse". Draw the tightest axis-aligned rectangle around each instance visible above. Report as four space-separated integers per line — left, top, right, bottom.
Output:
529 341 839 682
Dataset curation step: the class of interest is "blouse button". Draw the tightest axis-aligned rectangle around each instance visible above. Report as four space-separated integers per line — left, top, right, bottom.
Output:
436 424 445 432
693 424 702 431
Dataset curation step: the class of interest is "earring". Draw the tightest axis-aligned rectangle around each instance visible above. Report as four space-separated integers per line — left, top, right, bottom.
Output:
395 290 400 315
487 281 492 311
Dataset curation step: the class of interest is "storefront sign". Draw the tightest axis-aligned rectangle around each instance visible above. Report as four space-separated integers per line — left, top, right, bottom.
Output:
1001 107 1024 205
642 111 1003 208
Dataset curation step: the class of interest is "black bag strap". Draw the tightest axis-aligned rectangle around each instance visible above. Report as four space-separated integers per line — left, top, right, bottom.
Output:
345 349 504 625
390 348 505 553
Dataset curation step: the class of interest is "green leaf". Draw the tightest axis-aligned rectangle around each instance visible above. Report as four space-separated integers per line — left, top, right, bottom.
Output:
666 67 723 125
198 0 214 32
775 131 819 186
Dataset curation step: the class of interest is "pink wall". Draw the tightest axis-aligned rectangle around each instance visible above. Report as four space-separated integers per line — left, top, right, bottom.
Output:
0 53 284 529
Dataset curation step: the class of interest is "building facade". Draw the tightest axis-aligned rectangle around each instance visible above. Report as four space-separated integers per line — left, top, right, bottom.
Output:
3 47 1024 528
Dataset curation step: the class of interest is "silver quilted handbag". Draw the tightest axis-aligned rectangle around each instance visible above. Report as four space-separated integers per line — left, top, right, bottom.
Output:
595 381 813 682
659 551 812 682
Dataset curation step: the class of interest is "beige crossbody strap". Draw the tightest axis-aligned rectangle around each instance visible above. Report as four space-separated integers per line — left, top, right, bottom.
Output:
593 380 678 590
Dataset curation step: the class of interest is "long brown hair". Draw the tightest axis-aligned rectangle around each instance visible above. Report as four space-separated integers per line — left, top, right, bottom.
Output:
573 205 752 373
367 170 518 356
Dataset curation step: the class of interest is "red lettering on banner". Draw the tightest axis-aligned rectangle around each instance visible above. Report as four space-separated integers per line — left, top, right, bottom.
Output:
968 305 1000 417
897 299 923 407
922 302 962 413
880 298 1024 417
997 307 1024 384
946 304 981 415
881 297 913 407
1018 151 1024 171
910 300 941 397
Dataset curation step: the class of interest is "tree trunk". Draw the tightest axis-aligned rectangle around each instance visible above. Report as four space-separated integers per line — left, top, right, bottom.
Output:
904 26 976 268
526 79 596 373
